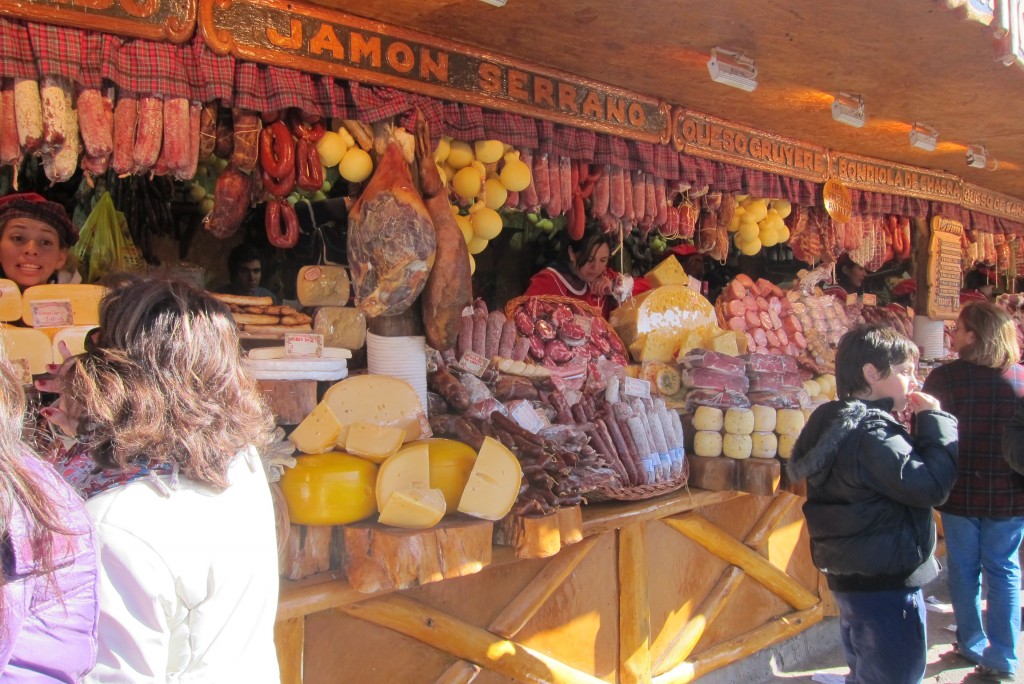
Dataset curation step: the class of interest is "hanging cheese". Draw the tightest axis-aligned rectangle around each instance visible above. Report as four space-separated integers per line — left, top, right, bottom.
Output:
457 437 522 520
21 284 106 327
0 325 53 376
279 452 378 525
296 265 351 307
288 401 343 454
0 280 22 321
344 421 406 464
377 487 446 529
51 325 96 360
724 407 754 435
375 442 430 510
722 433 752 460
750 431 778 459
322 374 429 445
693 430 723 458
313 306 367 350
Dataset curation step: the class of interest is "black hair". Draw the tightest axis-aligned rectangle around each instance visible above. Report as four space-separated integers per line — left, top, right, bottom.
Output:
835 324 919 400
227 243 265 277
964 268 990 291
565 227 613 270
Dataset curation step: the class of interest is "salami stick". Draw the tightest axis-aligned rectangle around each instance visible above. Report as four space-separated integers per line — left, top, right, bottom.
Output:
485 311 505 358
497 319 517 359
601 415 638 486
585 421 627 483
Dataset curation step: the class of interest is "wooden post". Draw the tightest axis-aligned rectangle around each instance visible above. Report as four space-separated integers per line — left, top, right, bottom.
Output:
912 216 930 313
662 512 818 610
434 661 481 684
342 594 607 684
744 491 799 556
618 524 652 684
274 617 304 684
651 565 744 675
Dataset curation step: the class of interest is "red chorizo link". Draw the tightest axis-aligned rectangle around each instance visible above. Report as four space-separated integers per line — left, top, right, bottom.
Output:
132 95 163 174
295 139 323 192
261 164 295 199
259 120 293 179
111 95 137 176
265 199 300 249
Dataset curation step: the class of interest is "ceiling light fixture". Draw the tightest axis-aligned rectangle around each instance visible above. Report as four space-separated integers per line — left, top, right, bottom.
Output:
478 0 506 6
831 93 865 128
967 144 997 170
707 48 758 92
909 123 938 151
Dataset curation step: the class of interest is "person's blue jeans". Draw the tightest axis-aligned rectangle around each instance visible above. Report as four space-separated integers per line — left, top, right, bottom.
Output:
834 587 927 684
940 512 1024 675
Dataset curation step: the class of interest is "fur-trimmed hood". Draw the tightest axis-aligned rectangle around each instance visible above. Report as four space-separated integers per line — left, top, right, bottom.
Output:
788 399 894 482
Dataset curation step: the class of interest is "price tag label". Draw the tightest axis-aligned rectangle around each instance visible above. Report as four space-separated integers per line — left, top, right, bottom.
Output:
510 402 546 433
862 293 878 306
687 275 702 293
622 376 651 400
285 332 324 358
30 299 73 328
846 293 858 306
458 351 489 377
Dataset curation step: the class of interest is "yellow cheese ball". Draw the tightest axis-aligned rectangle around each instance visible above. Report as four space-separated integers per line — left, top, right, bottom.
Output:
339 147 373 183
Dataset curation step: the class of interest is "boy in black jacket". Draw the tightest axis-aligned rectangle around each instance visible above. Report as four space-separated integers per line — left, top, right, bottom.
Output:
790 324 958 684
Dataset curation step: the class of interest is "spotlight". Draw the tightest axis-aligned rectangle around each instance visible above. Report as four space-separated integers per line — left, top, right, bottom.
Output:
478 0 506 6
831 93 865 128
909 123 938 151
707 48 758 92
967 145 997 170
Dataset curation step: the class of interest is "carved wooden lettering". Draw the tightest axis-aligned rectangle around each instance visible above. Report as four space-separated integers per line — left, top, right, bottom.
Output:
831 153 961 202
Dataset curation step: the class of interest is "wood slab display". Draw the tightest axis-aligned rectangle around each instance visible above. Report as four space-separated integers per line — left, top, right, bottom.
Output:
493 505 583 559
342 517 493 593
282 524 343 580
687 455 738 491
737 458 781 496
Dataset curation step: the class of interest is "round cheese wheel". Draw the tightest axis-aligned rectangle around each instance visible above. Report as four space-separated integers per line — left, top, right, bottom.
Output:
751 405 777 433
778 433 798 459
802 379 821 398
724 407 755 435
777 409 807 436
280 452 377 525
694 430 723 458
693 406 724 432
751 431 778 459
723 433 752 460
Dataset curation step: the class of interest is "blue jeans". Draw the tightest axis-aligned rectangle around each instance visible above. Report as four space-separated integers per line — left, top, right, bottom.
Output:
834 588 927 684
941 512 1024 675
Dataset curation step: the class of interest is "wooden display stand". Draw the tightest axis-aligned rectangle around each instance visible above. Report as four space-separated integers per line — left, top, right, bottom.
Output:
688 455 780 496
493 505 584 559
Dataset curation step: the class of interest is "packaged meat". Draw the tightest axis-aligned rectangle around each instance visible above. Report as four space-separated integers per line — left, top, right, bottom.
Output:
680 366 750 393
744 352 799 374
677 347 747 375
684 388 751 412
747 371 810 393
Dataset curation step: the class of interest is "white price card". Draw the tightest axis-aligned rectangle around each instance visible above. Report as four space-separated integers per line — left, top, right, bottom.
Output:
622 376 651 400
862 293 877 306
510 402 546 433
30 299 73 328
285 332 324 358
458 351 489 377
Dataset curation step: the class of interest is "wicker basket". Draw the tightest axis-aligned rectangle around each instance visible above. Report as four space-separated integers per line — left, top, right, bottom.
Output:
588 458 691 502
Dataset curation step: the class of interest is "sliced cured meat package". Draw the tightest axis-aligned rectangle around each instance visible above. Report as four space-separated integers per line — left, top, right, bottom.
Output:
677 348 746 375
680 366 750 393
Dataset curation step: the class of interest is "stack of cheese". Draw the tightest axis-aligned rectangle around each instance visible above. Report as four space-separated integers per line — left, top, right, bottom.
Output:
281 374 522 529
297 265 367 351
691 404 808 460
0 281 106 378
242 345 350 382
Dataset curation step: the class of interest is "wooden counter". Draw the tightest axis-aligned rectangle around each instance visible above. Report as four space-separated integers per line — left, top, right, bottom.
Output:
275 487 826 683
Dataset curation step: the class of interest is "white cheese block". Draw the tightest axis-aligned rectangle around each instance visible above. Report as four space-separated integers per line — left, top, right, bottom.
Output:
21 284 106 327
693 406 724 432
457 437 522 520
375 442 431 510
724 407 754 435
776 409 806 436
378 487 446 529
247 345 352 360
693 430 723 458
722 433 752 460
322 374 428 446
777 433 798 459
344 421 406 464
288 401 343 454
750 431 778 459
0 279 22 321
751 404 777 433
51 325 95 360
0 325 52 376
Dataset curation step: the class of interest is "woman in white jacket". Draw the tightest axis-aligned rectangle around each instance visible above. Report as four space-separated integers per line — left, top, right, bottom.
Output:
52 276 280 683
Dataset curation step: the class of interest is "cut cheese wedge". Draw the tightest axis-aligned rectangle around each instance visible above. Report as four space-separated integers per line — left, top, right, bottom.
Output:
375 442 430 511
22 284 106 327
322 374 428 445
0 325 53 376
457 437 522 521
378 487 446 529
0 280 22 321
289 401 343 454
345 421 406 464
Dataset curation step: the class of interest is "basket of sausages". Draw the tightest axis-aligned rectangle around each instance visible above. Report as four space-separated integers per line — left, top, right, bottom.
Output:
501 295 630 369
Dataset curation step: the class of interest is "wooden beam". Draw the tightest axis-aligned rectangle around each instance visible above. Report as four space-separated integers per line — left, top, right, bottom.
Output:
618 524 652 684
650 565 744 675
744 491 800 554
662 513 817 610
652 604 823 684
342 594 607 684
273 617 304 684
490 536 598 638
434 661 480 684
582 490 742 537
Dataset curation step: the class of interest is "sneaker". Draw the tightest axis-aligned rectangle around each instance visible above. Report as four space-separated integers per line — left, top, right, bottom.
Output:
974 664 1014 682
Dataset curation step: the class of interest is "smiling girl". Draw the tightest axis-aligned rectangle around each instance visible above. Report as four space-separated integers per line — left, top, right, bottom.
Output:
0 193 79 290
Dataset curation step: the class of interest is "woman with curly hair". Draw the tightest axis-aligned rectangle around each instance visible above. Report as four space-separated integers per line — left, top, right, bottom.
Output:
0 338 98 680
48 276 280 683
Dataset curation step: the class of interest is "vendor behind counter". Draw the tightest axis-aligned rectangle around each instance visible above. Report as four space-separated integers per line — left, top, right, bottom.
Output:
0 193 81 290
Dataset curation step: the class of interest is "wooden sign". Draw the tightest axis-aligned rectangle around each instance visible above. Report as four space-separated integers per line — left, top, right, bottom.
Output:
198 0 671 143
961 182 1024 223
830 152 962 203
0 0 196 43
927 216 964 320
822 178 852 223
672 109 829 182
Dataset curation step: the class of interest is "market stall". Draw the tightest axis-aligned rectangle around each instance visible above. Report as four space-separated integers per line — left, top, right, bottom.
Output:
2 2 1024 683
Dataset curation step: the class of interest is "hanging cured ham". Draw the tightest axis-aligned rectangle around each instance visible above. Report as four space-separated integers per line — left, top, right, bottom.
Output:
347 142 436 317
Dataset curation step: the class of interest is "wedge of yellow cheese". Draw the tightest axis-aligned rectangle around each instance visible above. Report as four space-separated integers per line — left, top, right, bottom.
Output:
377 487 446 529
375 442 430 513
344 421 406 464
0 325 53 376
288 402 343 454
457 437 522 521
322 374 427 445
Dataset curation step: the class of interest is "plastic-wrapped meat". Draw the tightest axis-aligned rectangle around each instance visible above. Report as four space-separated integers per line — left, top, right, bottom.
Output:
680 367 750 393
528 334 546 360
535 318 557 341
747 390 806 410
748 371 810 393
550 304 574 327
544 339 572 363
744 352 799 374
348 143 436 317
514 310 534 336
678 348 746 375
684 388 751 412
559 319 588 347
